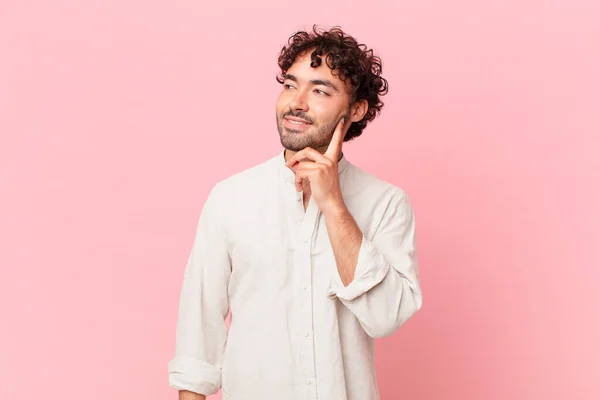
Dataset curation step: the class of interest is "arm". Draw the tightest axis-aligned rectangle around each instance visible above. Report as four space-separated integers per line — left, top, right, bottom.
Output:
321 203 362 286
179 391 206 400
325 191 423 338
285 119 421 338
168 183 231 397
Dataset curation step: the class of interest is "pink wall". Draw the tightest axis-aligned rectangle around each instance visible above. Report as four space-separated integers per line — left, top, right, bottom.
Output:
1 1 598 399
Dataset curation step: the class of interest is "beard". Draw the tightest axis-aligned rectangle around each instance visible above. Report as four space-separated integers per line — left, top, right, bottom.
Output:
276 109 350 152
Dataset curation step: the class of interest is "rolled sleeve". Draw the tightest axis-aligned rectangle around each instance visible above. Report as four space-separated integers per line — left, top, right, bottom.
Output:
168 356 221 395
168 182 231 395
328 190 423 338
328 236 391 301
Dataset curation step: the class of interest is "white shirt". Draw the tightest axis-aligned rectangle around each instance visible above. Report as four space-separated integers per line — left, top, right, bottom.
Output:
168 150 423 400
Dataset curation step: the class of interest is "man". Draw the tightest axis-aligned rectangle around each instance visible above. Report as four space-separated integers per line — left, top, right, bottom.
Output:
168 25 423 400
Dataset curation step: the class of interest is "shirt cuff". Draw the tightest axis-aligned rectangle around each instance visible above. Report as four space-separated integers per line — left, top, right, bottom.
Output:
328 236 390 301
168 356 221 395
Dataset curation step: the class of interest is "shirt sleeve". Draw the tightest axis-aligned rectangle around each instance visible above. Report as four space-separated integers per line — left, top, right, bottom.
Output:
328 190 423 338
168 183 231 395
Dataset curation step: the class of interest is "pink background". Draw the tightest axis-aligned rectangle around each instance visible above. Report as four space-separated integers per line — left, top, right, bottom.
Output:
1 1 599 399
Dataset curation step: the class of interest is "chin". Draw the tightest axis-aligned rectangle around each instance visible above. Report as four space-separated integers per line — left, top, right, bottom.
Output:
280 139 307 152
278 129 306 151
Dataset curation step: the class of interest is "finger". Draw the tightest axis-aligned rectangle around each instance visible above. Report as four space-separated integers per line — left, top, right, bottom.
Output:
286 147 330 169
287 147 328 166
294 161 321 171
294 168 312 192
287 154 310 171
325 117 345 162
294 164 322 191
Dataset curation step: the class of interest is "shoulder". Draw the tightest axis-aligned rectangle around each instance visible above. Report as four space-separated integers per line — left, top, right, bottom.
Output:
207 153 280 202
344 162 411 207
342 162 415 238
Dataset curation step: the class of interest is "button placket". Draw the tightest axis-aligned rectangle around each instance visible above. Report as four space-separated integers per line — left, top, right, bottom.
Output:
297 198 320 395
278 152 346 400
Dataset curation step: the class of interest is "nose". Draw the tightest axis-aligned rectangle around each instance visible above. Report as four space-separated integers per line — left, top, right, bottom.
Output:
288 89 309 112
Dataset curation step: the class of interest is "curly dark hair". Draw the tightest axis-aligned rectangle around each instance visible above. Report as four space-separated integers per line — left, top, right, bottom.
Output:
276 25 389 141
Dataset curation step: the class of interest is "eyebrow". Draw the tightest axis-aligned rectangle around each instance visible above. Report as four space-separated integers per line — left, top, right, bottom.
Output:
284 74 340 93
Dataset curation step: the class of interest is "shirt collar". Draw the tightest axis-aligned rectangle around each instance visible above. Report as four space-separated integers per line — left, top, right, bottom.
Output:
277 148 349 183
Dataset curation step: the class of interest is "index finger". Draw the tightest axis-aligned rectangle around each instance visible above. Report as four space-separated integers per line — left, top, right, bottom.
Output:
325 117 346 162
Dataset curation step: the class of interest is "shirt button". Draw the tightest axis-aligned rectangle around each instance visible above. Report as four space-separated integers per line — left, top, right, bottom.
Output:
302 236 309 243
306 379 312 385
302 285 308 290
304 332 310 337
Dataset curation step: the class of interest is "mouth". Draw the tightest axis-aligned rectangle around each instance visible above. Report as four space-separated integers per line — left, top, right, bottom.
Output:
284 116 312 130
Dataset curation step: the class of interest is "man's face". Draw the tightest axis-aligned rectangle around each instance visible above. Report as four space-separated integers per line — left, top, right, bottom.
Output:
276 51 353 152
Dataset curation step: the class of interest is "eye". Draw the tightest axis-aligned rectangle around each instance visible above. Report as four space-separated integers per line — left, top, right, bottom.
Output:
314 89 329 96
283 84 295 90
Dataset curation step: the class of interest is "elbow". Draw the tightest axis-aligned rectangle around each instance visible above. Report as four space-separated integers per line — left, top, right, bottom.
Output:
364 323 398 339
364 290 423 339
168 356 222 396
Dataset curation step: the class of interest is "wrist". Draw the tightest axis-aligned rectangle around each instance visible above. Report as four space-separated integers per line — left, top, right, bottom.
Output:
321 200 348 219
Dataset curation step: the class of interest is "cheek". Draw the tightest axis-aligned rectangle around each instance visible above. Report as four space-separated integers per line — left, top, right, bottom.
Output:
276 92 293 110
312 105 338 126
275 95 285 113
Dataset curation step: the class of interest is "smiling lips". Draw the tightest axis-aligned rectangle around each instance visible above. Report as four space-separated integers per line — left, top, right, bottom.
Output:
285 116 312 125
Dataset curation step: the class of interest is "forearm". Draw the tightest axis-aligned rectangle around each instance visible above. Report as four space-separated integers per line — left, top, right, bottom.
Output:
179 390 206 400
322 202 363 286
333 262 422 338
168 183 230 396
324 193 422 337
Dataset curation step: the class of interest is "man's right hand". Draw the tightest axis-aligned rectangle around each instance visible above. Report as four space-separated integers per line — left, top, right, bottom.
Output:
179 390 206 400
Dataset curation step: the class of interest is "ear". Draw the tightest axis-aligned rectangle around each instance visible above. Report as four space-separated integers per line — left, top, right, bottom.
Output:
349 99 369 123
